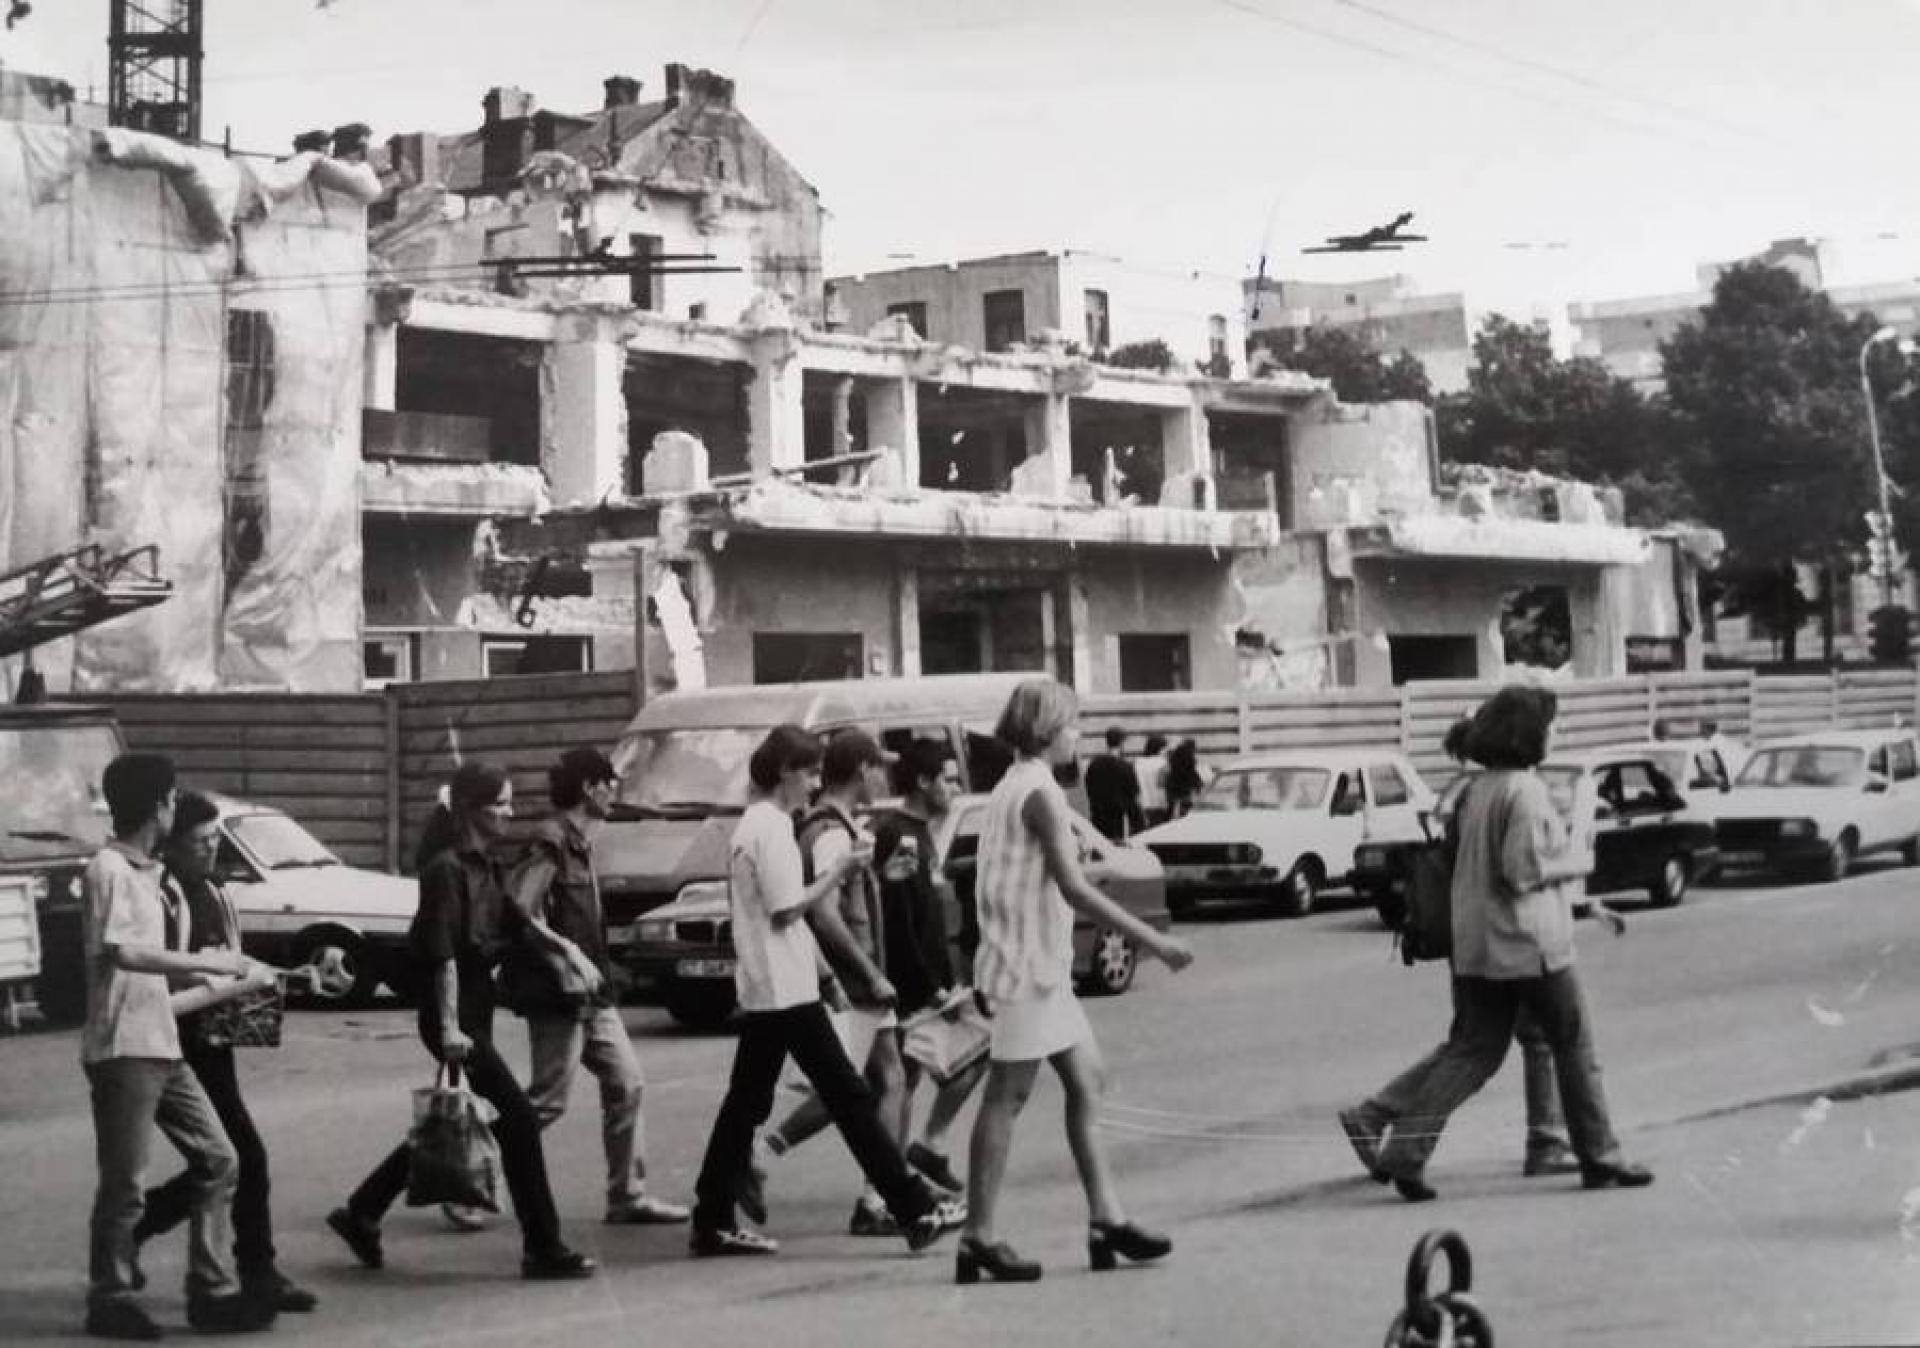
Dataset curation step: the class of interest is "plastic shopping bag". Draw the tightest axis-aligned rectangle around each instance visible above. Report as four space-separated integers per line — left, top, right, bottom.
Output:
404 1065 502 1212
901 990 991 1086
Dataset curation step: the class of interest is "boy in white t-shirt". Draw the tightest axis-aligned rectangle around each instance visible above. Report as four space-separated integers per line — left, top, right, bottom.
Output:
687 725 964 1258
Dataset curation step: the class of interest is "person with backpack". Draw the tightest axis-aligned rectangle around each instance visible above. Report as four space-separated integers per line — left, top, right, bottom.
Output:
1347 719 1583 1180
1337 686 1650 1203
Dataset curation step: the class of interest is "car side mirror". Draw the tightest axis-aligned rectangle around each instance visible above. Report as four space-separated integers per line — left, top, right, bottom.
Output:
1593 802 1617 821
1866 775 1891 794
1330 796 1361 818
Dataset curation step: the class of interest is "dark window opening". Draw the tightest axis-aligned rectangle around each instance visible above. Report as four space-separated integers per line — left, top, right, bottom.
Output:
1387 635 1480 684
223 309 275 601
1083 289 1111 353
393 328 541 465
983 289 1026 353
1070 402 1165 506
1117 633 1191 692
916 386 1030 492
482 635 593 679
1501 585 1572 670
625 352 753 488
752 632 864 684
887 301 928 340
918 572 1064 678
802 372 870 466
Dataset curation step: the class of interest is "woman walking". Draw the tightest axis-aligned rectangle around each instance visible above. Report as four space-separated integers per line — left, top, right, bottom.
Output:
1341 685 1652 1202
1163 739 1205 819
327 763 595 1280
957 679 1194 1285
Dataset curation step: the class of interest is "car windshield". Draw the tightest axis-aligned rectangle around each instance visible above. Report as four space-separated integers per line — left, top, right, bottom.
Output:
1737 746 1865 789
1196 767 1329 811
0 723 119 862
611 728 762 814
227 812 339 870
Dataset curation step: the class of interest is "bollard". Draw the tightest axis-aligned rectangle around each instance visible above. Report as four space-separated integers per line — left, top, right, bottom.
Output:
1382 1229 1494 1347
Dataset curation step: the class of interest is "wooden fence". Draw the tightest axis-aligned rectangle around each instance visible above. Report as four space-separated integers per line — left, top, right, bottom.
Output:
66 666 1920 873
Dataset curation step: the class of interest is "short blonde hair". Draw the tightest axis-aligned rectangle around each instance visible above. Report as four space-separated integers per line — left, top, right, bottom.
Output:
994 678 1079 757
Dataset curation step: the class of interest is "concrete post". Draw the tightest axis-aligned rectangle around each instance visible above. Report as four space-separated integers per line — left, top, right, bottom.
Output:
1161 393 1212 483
747 331 806 477
1067 575 1093 690
1572 567 1631 679
831 376 855 459
866 376 920 486
546 339 628 506
894 566 921 677
364 322 398 412
1020 393 1073 499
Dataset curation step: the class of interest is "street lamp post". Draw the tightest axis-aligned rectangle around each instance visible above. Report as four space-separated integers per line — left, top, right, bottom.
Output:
1859 325 1914 608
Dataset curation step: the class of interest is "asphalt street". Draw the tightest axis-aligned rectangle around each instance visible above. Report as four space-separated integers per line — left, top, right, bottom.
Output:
4 864 1920 1346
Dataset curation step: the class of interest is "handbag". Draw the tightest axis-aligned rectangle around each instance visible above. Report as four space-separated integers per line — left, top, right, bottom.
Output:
199 979 285 1049
404 1064 503 1212
901 990 992 1085
1399 784 1468 966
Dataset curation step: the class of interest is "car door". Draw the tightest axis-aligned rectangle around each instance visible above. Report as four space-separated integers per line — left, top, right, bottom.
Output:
1591 760 1680 892
1886 738 1920 842
1321 767 1369 878
1070 816 1156 923
1862 742 1901 849
1364 760 1423 845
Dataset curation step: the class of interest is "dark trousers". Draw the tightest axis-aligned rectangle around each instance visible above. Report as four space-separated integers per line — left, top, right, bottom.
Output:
1370 1008 1569 1156
137 1044 276 1279
693 1002 931 1231
1373 967 1623 1180
346 1035 564 1258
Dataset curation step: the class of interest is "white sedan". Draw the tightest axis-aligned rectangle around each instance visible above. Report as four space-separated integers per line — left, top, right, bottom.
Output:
1134 750 1433 918
208 795 420 1007
1713 730 1920 883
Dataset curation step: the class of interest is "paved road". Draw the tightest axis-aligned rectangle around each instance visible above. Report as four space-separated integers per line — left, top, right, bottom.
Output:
4 864 1919 1345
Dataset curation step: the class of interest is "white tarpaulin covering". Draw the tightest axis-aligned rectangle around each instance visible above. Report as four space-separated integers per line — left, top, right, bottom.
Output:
0 123 368 690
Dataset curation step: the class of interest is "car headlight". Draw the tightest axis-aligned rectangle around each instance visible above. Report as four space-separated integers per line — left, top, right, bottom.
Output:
1226 843 1264 866
1355 846 1384 868
634 920 673 945
1779 819 1817 838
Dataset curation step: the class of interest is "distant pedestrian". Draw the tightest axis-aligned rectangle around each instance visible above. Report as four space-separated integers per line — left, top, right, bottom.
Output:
687 724 964 1258
1085 727 1145 841
956 679 1194 1285
135 791 317 1316
1165 738 1205 818
504 748 689 1227
1134 734 1170 826
328 763 596 1281
80 754 279 1340
1340 687 1651 1203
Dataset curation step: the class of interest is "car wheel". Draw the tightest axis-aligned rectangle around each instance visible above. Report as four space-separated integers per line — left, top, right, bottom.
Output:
1273 860 1321 918
1649 854 1689 908
1820 831 1856 885
666 985 736 1030
293 929 381 1009
1903 835 1920 867
1078 928 1137 998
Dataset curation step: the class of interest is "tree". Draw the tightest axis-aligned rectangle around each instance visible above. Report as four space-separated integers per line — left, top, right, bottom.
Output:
1257 326 1433 404
1662 263 1884 662
1101 339 1179 372
1434 315 1694 526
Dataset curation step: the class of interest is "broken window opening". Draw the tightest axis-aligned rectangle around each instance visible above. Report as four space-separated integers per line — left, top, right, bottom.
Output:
982 289 1027 353
1083 289 1111 354
752 632 863 684
391 329 541 466
1118 633 1192 692
916 386 1031 492
483 634 594 678
1500 584 1573 671
801 371 870 466
1069 402 1164 507
625 351 752 489
887 300 928 340
1208 410 1289 515
1388 635 1480 684
917 569 1065 678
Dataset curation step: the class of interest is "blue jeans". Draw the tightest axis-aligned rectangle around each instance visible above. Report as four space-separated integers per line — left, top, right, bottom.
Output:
1370 1008 1568 1156
1372 967 1622 1180
526 1007 649 1210
86 1058 239 1310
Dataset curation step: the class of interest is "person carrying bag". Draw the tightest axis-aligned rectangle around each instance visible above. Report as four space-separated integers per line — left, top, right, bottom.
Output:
405 1064 502 1213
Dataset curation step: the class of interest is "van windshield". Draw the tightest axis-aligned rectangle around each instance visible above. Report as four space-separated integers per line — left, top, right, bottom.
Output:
0 723 120 862
612 728 761 815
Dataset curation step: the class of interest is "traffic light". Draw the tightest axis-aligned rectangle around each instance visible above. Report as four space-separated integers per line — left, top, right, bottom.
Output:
1869 605 1911 664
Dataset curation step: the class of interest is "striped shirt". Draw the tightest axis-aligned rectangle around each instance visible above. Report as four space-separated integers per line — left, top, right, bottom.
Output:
973 758 1076 1003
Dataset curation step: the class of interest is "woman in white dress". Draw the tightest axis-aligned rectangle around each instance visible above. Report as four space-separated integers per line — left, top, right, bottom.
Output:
956 679 1195 1285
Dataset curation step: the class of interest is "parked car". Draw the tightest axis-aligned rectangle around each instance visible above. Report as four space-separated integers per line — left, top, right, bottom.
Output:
205 794 421 1008
1361 744 1721 923
1713 729 1920 882
1134 750 1434 919
617 796 1170 1028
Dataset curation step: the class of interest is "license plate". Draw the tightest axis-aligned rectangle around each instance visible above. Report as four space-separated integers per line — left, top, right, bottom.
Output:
676 958 735 979
1719 851 1765 867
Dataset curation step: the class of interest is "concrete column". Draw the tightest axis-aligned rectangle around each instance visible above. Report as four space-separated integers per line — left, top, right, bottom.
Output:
865 376 920 486
894 566 921 677
1161 394 1211 482
1572 567 1631 678
831 376 855 459
1067 575 1093 690
1019 393 1073 499
364 322 398 411
747 332 806 477
547 339 627 507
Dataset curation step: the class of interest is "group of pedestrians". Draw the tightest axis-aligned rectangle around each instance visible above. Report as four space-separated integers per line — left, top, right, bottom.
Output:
1085 728 1206 840
75 676 1649 1336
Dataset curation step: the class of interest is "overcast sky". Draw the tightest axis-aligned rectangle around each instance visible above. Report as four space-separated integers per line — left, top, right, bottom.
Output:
6 0 1919 322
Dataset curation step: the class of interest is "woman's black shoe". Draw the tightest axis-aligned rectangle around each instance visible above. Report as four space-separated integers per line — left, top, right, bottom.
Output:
1580 1161 1654 1191
955 1236 1042 1284
521 1248 597 1280
1392 1176 1438 1203
1088 1220 1172 1271
185 1291 278 1335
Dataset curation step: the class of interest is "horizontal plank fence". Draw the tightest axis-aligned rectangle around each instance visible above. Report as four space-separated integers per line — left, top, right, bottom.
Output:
61 666 1920 872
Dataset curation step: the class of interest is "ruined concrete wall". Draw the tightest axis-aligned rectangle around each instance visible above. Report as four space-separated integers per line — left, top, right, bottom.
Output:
697 535 898 684
1231 535 1333 690
1349 558 1511 685
831 257 1065 349
1079 552 1240 693
1284 400 1435 530
1054 253 1243 374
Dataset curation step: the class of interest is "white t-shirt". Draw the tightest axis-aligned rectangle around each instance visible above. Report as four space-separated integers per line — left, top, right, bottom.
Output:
729 800 822 1012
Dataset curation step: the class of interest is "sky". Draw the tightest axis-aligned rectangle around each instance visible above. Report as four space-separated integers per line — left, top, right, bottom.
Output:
5 0 1919 326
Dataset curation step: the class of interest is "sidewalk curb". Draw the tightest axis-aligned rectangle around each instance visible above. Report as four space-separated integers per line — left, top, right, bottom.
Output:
1662 1059 1920 1127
